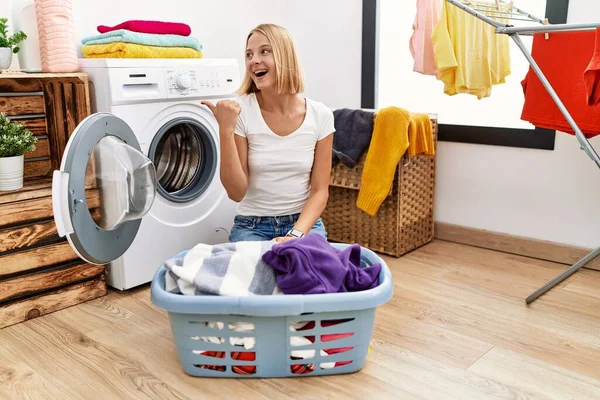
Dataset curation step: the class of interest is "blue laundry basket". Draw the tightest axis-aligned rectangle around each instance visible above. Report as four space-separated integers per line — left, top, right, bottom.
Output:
150 243 393 378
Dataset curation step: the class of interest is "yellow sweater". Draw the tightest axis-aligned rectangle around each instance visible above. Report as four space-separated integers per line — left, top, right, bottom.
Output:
357 109 435 215
432 0 511 99
408 113 435 157
356 107 411 216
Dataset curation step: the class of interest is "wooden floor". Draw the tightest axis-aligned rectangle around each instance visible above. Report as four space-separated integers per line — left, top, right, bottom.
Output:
1 240 600 399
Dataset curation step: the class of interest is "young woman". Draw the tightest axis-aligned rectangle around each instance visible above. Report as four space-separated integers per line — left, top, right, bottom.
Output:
202 23 335 243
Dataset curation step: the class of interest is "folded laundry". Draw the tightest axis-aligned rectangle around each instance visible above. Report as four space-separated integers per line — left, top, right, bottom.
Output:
164 241 282 297
332 108 374 168
81 42 202 59
81 29 202 51
97 20 191 36
261 233 382 295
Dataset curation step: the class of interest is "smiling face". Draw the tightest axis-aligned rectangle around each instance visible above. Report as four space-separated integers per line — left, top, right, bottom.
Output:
245 31 276 91
236 24 304 96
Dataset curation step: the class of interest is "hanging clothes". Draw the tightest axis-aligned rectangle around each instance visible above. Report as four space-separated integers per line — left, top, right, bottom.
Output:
431 0 511 99
521 30 600 138
583 27 600 108
410 0 443 75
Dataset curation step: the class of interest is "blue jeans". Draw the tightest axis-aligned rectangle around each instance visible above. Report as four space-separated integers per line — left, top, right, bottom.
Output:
229 213 327 242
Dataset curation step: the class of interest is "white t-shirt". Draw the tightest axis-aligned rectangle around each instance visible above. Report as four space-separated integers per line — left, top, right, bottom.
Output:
233 92 335 216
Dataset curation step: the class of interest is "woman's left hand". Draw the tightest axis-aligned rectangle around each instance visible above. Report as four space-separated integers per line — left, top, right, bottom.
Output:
274 236 297 244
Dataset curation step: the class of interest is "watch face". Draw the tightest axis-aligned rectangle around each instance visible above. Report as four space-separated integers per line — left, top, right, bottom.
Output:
289 229 303 237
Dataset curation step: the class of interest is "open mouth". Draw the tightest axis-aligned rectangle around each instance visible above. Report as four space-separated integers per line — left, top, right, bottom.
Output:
254 70 268 78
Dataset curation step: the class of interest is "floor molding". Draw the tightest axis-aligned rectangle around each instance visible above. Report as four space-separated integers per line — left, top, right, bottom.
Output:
434 222 600 271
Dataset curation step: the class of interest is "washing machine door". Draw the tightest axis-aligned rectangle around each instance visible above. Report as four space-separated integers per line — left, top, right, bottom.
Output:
52 113 157 265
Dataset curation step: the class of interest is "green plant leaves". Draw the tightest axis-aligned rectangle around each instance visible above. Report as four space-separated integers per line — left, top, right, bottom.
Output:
0 17 27 53
0 113 37 158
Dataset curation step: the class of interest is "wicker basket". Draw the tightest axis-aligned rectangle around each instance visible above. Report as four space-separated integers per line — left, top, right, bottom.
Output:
322 116 438 257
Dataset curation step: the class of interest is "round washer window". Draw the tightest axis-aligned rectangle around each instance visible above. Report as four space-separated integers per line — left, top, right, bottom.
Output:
148 118 217 203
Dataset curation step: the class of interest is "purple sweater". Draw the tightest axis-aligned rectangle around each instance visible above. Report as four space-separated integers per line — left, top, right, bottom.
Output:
261 233 382 295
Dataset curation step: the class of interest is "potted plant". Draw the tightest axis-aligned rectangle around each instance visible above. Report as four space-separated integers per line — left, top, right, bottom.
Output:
0 17 27 71
0 112 37 191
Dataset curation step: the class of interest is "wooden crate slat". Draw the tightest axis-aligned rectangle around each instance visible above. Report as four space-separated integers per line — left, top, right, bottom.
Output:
0 78 43 92
0 275 106 329
15 117 48 136
0 209 100 254
0 195 52 229
45 82 68 173
0 189 99 229
0 262 105 303
0 219 58 254
0 178 52 205
24 159 51 179
24 138 50 159
0 72 86 80
74 80 90 124
0 241 80 278
0 95 45 116
63 83 78 135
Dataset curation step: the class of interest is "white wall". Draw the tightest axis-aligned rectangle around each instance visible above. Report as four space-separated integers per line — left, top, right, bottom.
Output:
7 0 598 249
378 0 600 249
1 0 362 110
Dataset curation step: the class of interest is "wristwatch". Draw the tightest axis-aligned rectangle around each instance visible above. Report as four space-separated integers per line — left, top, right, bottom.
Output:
286 228 305 238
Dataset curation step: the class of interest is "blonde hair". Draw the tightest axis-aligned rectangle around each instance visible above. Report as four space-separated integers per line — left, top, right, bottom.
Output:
237 23 305 95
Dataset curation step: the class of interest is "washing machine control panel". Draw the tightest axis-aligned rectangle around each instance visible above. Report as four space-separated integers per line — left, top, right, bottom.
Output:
165 67 237 98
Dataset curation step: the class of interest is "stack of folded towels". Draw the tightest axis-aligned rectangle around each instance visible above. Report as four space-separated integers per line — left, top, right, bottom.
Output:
80 20 202 59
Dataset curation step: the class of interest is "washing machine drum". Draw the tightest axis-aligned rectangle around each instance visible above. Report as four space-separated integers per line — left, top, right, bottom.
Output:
149 118 217 203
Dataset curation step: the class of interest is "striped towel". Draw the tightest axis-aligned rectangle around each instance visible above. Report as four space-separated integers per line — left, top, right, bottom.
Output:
164 241 282 296
81 29 203 51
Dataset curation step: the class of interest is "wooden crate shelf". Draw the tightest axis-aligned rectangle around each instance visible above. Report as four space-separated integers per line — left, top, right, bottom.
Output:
0 73 105 329
0 72 91 179
0 178 106 329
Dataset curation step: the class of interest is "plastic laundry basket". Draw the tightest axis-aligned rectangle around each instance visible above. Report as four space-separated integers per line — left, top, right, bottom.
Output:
150 243 393 378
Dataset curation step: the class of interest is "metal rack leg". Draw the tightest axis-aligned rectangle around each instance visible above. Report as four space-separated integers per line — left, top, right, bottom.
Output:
509 33 600 304
526 246 600 304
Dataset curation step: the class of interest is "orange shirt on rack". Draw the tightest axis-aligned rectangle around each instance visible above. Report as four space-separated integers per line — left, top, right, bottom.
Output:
584 27 600 108
521 30 600 138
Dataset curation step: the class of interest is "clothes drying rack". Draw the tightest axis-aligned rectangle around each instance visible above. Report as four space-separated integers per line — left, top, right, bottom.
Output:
444 0 600 304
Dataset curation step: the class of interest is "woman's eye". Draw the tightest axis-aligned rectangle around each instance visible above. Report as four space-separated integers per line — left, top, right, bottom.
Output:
262 49 270 54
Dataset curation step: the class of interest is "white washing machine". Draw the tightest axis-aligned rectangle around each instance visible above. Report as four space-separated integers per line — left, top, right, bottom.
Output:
52 58 240 290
